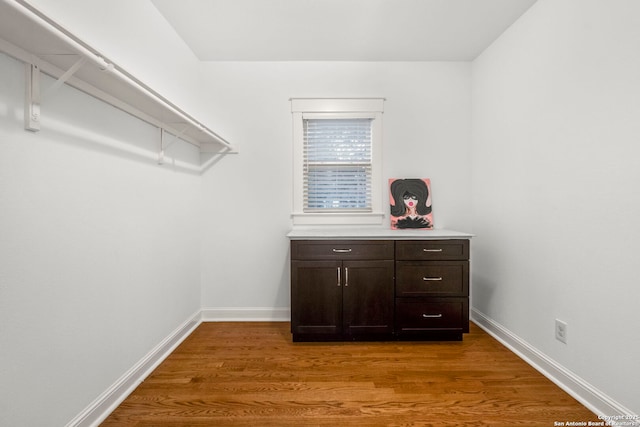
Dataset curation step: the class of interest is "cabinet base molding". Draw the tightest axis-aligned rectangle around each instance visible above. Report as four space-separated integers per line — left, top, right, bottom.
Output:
292 333 395 342
293 332 463 342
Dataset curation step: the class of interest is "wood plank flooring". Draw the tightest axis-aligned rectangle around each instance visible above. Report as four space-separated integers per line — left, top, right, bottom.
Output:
101 322 599 426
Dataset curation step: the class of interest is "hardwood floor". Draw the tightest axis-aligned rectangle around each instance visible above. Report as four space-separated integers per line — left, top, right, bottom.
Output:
101 322 599 426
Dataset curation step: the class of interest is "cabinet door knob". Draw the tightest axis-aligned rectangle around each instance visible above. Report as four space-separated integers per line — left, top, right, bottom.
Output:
422 277 443 281
423 248 443 252
332 248 352 253
422 313 443 318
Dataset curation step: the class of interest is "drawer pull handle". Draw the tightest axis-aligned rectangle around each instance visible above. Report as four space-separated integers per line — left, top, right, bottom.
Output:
332 248 352 253
423 248 443 252
422 314 443 318
423 277 443 281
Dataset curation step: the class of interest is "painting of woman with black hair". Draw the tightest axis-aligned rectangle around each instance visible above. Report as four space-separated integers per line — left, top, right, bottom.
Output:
389 178 434 230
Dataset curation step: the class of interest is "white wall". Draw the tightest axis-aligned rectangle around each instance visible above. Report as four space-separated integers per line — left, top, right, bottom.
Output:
0 51 202 426
471 0 640 414
199 61 473 313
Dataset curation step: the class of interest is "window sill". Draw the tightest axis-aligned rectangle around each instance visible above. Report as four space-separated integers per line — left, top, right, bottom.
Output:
291 212 385 226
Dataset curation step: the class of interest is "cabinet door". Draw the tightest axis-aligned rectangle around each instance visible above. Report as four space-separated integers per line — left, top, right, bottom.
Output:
342 260 394 336
291 260 342 336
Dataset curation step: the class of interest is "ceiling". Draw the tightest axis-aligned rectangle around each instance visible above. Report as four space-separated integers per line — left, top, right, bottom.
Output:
151 0 537 61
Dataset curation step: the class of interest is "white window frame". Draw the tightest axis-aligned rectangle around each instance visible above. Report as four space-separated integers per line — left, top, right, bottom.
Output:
291 98 385 226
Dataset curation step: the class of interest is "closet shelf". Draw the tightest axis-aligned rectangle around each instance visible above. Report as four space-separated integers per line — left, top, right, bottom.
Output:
0 0 235 154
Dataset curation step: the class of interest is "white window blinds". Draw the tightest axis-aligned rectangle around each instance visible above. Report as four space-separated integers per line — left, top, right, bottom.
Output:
303 118 373 211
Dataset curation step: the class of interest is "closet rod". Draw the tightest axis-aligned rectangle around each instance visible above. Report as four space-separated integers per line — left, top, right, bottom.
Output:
4 0 234 151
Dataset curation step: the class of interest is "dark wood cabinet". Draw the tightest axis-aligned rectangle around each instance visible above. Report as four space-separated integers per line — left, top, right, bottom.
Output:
290 237 470 342
290 240 394 341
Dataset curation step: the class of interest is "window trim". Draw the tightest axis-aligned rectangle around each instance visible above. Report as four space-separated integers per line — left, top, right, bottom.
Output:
291 98 385 226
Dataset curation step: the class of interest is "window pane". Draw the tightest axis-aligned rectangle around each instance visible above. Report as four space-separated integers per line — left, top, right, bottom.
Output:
305 165 371 210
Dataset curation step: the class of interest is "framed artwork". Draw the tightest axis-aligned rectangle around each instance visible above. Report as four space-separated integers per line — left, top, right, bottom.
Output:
389 178 433 230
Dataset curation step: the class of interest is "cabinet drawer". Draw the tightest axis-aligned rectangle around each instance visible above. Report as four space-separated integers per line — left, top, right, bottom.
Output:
395 240 469 261
396 261 469 296
291 240 394 260
396 298 469 332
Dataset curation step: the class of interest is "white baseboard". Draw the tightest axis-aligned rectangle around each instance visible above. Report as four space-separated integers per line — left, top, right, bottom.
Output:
65 310 202 427
201 307 290 322
471 309 639 426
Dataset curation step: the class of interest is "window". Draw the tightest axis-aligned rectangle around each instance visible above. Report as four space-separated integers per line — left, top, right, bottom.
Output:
291 98 384 225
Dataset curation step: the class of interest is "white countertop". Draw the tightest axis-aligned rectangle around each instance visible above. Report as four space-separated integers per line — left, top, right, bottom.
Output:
287 227 473 240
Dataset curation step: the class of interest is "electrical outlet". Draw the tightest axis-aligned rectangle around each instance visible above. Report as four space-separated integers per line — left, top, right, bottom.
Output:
555 319 568 344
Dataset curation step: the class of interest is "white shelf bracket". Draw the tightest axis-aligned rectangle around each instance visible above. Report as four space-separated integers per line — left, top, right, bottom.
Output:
164 125 188 151
43 56 86 98
158 126 188 165
24 63 40 132
158 128 165 165
24 57 87 132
